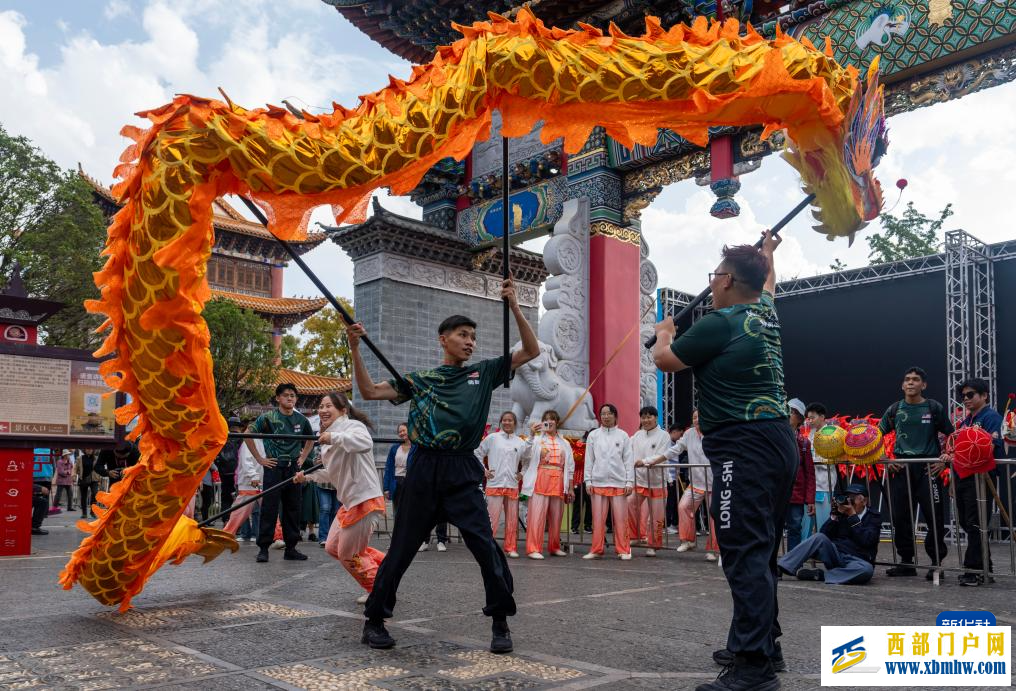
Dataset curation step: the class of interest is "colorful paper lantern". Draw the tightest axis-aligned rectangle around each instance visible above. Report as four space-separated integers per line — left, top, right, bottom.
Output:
813 425 846 462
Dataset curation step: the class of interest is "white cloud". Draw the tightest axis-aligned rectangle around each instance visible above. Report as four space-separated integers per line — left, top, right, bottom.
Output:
104 0 131 21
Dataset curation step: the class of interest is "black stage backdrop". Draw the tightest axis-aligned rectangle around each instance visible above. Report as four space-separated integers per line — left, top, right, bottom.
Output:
664 256 1015 424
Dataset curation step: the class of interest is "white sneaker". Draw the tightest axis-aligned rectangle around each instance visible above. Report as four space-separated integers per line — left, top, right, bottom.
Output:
507 551 520 558
528 552 544 560
582 552 602 560
676 541 695 553
436 542 447 552
666 526 678 535
551 549 567 557
418 543 430 552
356 593 369 604
619 552 632 561
645 548 657 557
706 552 718 562
271 540 285 550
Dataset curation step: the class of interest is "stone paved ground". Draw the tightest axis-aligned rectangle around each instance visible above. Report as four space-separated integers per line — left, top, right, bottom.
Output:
2 510 1013 690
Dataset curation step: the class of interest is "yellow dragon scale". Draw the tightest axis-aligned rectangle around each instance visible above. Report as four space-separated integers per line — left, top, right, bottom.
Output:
61 10 879 610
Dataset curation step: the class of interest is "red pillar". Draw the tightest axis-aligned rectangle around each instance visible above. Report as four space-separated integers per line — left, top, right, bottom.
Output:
270 263 284 298
588 223 642 434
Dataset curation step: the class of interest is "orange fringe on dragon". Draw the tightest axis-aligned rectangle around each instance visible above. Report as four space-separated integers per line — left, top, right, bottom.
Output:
59 10 886 610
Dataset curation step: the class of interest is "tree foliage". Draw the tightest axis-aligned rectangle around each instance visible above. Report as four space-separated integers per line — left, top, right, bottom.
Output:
294 303 353 379
203 298 279 415
867 201 953 265
0 124 106 348
829 258 847 272
280 333 300 369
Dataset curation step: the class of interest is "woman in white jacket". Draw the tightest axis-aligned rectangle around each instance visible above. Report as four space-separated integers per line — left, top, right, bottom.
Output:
520 410 574 559
475 411 530 558
295 392 385 603
224 438 265 536
583 403 634 560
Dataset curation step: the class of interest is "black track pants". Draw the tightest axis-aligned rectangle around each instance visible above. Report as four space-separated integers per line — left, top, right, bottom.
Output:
703 419 798 658
365 448 515 621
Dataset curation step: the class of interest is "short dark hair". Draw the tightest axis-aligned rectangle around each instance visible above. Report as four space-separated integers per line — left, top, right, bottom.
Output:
639 406 658 418
275 383 298 397
500 411 518 424
541 410 560 423
805 402 827 417
720 244 770 293
958 378 989 396
438 315 477 335
668 422 685 433
599 403 618 418
904 366 928 382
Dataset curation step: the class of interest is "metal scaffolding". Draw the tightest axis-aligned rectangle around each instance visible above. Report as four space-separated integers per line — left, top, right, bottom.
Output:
944 230 996 413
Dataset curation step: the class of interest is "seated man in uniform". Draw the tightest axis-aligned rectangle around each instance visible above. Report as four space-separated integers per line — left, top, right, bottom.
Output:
777 484 880 585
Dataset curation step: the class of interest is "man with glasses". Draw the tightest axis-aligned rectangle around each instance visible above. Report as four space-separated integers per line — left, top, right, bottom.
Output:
652 231 796 691
940 378 1004 586
878 367 953 579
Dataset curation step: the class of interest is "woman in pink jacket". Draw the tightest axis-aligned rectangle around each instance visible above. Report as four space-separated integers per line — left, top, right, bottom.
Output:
296 392 385 605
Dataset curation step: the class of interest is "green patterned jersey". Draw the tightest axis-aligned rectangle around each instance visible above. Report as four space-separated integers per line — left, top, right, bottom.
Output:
670 291 788 434
388 355 511 451
252 408 312 466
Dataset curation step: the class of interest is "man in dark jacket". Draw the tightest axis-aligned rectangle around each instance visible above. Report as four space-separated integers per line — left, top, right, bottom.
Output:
96 441 140 486
215 418 244 525
777 484 879 585
785 399 815 551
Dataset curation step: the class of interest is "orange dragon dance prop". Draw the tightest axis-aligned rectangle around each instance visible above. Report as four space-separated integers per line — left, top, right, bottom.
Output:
61 10 885 610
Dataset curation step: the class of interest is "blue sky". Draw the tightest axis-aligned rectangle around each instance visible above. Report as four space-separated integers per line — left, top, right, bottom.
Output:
2 0 1014 311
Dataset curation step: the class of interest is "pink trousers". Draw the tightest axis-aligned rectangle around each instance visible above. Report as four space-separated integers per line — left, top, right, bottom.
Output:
627 493 665 549
590 492 630 556
525 493 564 555
679 489 718 551
223 490 260 534
324 511 386 592
486 494 520 553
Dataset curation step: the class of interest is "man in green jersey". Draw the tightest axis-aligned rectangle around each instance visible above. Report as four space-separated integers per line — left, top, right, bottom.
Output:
349 277 539 654
245 383 315 563
652 231 796 691
878 366 953 578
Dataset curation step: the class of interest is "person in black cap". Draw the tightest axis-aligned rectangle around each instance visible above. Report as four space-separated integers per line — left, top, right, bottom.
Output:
96 440 140 486
776 483 880 585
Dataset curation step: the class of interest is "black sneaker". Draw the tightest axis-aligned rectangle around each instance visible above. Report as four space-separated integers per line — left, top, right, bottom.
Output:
886 563 917 577
256 549 269 563
283 548 308 561
361 620 395 649
713 649 734 666
490 617 513 654
31 528 48 535
796 568 825 582
697 656 780 691
959 573 984 587
308 532 317 542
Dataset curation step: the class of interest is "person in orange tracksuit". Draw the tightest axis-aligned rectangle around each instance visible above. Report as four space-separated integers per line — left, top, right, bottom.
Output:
521 411 574 559
628 406 672 557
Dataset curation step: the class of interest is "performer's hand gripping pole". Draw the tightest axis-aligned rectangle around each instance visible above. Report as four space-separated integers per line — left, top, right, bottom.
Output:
643 193 816 349
238 197 407 392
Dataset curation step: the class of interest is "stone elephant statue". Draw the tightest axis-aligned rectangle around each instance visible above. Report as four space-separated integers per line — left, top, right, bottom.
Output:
510 341 597 431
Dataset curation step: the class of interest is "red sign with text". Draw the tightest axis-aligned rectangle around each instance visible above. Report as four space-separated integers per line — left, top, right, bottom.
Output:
0 448 33 556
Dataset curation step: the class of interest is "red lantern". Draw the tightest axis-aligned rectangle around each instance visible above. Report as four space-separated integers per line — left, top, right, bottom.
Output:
947 427 996 479
896 178 907 190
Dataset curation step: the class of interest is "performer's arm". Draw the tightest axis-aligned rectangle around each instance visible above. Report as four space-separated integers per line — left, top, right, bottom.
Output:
651 316 688 373
504 277 540 370
761 229 780 295
347 322 400 401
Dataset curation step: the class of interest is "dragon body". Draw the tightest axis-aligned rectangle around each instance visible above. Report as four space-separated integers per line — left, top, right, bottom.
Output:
61 10 884 610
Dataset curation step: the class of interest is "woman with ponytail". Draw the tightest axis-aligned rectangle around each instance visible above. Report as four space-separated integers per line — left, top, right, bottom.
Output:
295 392 385 604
